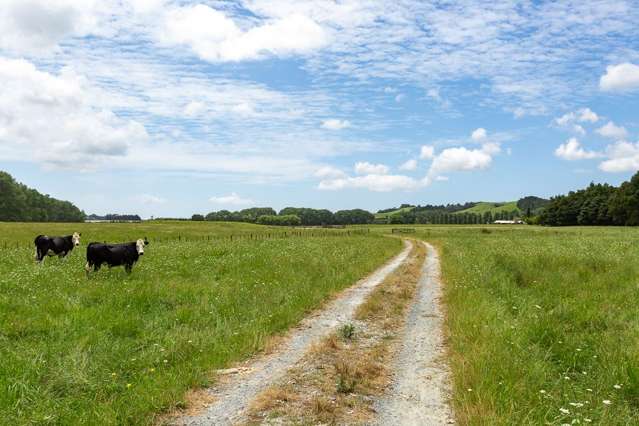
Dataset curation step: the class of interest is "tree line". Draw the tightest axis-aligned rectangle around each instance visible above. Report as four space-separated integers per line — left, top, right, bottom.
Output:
384 209 520 224
87 214 142 222
0 171 85 222
539 171 639 226
195 207 375 226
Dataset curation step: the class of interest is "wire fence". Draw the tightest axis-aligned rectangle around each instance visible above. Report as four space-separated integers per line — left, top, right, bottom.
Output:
0 228 372 250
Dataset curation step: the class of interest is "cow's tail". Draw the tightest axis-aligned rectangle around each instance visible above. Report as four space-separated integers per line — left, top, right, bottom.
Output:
34 235 45 262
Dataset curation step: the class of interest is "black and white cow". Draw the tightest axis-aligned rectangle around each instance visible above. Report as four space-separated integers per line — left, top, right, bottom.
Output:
85 238 148 274
34 232 81 263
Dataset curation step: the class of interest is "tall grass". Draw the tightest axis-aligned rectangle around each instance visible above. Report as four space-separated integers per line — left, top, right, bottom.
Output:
0 223 400 425
419 226 639 425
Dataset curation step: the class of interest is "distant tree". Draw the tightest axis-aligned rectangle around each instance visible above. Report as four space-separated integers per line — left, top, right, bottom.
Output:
279 207 335 226
517 196 550 215
609 173 639 225
239 207 276 222
334 209 375 225
191 214 205 221
257 214 301 226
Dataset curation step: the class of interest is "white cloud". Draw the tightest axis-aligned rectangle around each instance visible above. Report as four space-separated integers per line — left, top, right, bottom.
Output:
184 101 205 117
394 94 405 103
599 141 639 172
321 119 351 130
578 108 599 123
161 5 327 62
420 145 435 159
471 128 487 141
318 140 500 192
209 192 254 206
600 63 639 92
354 161 389 175
554 138 601 161
555 108 598 128
0 0 107 54
573 124 586 135
318 174 420 192
136 194 167 204
428 145 494 177
555 112 576 126
314 166 346 179
481 142 501 155
0 57 148 169
426 88 441 101
596 121 628 140
399 159 418 171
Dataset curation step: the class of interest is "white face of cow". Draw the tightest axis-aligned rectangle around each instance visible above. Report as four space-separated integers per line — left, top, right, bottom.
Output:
136 238 145 255
72 232 81 246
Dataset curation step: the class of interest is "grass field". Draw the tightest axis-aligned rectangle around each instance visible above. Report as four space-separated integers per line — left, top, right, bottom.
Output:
4 221 638 425
0 221 401 425
0 221 283 248
406 225 639 425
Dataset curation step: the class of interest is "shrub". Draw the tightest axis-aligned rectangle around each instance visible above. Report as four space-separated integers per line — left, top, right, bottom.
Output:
338 323 355 340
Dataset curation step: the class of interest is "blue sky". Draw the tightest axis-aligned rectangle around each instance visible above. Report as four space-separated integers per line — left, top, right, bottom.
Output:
1 0 639 218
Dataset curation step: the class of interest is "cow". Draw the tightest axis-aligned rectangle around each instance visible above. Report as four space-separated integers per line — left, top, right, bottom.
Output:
34 232 81 263
85 238 148 274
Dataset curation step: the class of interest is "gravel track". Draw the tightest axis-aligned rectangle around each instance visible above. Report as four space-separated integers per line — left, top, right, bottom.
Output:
174 240 413 426
373 242 454 425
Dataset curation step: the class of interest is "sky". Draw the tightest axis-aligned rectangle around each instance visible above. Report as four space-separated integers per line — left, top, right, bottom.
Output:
1 0 639 218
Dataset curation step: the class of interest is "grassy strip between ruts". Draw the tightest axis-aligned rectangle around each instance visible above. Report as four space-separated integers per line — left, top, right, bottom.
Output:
419 226 639 425
243 240 426 425
0 229 401 425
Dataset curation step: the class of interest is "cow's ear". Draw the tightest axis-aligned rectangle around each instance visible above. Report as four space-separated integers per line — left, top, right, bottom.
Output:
144 237 149 246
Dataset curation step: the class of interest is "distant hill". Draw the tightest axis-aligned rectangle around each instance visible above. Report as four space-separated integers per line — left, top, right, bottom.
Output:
374 206 415 219
0 171 85 222
454 201 520 215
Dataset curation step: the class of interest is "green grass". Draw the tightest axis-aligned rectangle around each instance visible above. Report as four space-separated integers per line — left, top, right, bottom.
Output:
454 201 520 215
412 225 639 425
0 222 400 425
0 220 281 248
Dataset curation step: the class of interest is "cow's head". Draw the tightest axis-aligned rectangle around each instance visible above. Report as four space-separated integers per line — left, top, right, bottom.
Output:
72 232 81 246
136 238 147 255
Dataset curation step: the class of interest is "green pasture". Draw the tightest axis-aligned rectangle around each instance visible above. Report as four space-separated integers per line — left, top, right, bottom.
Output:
0 221 400 425
410 225 638 425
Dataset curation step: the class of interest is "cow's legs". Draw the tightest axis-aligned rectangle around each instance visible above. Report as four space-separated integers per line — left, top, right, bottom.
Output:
125 263 132 274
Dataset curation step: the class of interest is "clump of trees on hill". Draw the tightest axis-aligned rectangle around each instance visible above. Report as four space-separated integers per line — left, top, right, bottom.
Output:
201 207 375 226
517 196 549 217
0 171 85 222
539 171 639 226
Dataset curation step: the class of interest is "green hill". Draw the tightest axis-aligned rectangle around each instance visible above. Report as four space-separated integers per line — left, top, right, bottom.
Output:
374 206 415 219
454 201 520 215
0 171 85 222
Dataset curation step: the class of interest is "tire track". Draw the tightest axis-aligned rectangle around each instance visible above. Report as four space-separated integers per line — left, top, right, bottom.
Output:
173 240 413 426
374 242 454 425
